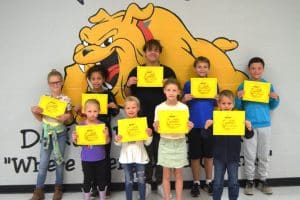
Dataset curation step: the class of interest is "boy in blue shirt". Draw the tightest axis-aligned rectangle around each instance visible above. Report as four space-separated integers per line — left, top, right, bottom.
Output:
235 57 279 195
182 56 216 197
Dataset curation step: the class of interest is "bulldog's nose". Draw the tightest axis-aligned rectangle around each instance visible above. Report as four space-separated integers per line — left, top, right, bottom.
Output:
82 48 93 56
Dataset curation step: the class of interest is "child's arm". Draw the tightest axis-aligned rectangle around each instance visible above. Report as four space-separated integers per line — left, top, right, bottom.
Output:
182 94 193 103
187 121 194 132
31 106 43 121
56 111 73 124
269 85 280 110
124 76 137 97
114 134 122 146
107 91 120 116
153 121 159 132
244 120 254 139
144 128 153 146
104 126 111 144
71 131 78 144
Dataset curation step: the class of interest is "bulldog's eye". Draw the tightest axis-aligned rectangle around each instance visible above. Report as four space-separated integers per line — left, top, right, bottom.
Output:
82 41 89 47
100 37 113 48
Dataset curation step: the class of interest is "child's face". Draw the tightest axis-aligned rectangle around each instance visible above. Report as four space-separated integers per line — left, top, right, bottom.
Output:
164 83 180 101
125 101 139 118
90 71 104 90
195 61 210 77
84 103 100 121
248 62 264 81
145 46 160 64
48 75 63 93
218 96 234 111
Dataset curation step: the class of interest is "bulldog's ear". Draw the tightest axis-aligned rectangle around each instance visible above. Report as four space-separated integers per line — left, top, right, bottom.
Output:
89 9 120 24
122 3 154 24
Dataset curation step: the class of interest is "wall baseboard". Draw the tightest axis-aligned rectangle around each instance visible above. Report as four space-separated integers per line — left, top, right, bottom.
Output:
1 178 300 193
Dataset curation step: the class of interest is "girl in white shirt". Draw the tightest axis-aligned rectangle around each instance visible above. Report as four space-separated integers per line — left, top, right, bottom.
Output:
153 78 193 200
115 96 153 200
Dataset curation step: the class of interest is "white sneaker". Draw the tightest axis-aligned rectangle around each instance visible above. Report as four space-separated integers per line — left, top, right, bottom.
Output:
145 183 152 199
157 184 172 199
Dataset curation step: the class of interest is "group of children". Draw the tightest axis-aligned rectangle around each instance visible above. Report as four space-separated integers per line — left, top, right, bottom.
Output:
30 39 279 200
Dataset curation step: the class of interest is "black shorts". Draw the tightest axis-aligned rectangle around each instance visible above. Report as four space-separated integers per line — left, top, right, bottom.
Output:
188 128 213 159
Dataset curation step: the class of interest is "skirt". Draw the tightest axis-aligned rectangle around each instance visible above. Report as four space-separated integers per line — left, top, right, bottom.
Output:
157 137 188 168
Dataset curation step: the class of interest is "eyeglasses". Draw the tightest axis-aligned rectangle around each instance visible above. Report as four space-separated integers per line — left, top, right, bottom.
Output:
48 81 62 86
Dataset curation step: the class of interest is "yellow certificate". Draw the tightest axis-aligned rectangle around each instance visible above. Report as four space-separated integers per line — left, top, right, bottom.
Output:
82 93 108 114
76 124 106 145
191 78 217 98
213 111 245 136
38 95 67 118
158 110 189 134
117 117 149 142
137 66 163 87
243 80 271 103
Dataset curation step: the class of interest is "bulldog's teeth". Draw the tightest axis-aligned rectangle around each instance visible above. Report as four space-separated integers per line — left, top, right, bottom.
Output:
79 64 85 72
96 62 101 66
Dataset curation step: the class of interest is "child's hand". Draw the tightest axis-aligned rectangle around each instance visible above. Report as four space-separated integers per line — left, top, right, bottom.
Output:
237 90 244 99
187 121 194 131
153 121 159 131
146 128 153 137
74 105 82 114
127 77 137 87
245 120 252 131
182 94 193 102
72 131 77 143
115 135 122 143
108 102 118 109
31 106 43 114
270 92 279 100
57 113 71 123
204 119 213 129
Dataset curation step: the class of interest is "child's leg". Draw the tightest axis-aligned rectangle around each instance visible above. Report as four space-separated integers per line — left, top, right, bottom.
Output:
122 164 134 200
213 159 226 200
54 132 67 186
227 161 239 200
256 127 271 181
95 160 107 200
82 161 93 192
162 167 171 200
204 157 213 181
191 159 201 181
174 168 183 200
243 129 258 181
36 143 52 188
136 164 146 200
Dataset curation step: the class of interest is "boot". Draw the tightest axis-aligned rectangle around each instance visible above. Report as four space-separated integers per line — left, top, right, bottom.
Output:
83 192 90 200
98 186 106 200
99 191 106 200
52 185 63 200
31 187 45 200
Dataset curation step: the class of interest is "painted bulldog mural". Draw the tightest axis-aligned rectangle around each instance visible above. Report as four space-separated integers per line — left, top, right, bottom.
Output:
62 3 247 108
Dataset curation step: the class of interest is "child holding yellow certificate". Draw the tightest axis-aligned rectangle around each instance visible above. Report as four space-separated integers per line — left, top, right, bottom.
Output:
72 99 110 200
75 65 119 197
153 78 194 200
114 96 153 200
30 69 72 200
182 56 216 196
204 90 253 200
235 57 279 195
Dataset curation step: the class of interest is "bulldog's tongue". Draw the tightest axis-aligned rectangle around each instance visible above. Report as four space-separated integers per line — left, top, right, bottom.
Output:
107 64 119 82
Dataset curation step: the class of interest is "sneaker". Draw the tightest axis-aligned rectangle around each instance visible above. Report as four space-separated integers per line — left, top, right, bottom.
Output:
145 183 152 199
190 183 200 197
202 182 213 195
244 180 254 195
257 180 273 195
157 184 172 199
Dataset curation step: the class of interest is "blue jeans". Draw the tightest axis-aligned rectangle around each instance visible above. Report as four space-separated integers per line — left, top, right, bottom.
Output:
213 159 239 200
36 131 67 188
122 163 146 200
